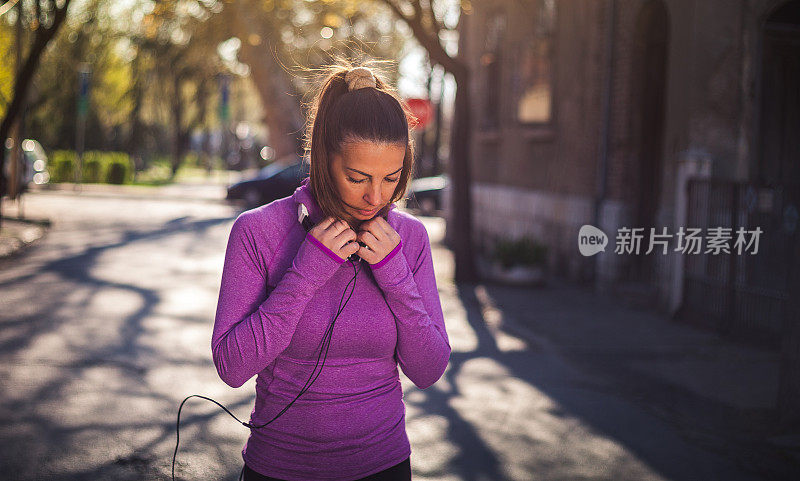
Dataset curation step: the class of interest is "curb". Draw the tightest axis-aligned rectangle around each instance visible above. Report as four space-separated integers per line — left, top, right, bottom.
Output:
0 216 51 260
29 183 232 205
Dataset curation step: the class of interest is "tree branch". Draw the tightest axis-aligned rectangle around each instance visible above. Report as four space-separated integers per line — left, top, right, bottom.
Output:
424 0 445 33
410 0 423 23
383 0 412 23
0 0 72 133
0 0 73 196
378 0 462 75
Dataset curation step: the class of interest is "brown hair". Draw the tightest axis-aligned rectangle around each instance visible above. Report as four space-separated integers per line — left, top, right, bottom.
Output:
301 57 416 222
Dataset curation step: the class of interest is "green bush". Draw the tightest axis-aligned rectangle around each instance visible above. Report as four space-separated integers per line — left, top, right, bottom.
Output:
106 160 127 184
49 150 133 184
491 235 548 268
183 152 200 168
150 155 171 167
50 150 77 183
83 152 103 183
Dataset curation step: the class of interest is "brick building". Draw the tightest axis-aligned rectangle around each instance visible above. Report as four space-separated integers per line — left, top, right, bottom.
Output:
449 0 799 344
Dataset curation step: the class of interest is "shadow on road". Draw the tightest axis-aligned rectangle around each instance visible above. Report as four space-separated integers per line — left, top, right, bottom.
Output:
0 215 251 480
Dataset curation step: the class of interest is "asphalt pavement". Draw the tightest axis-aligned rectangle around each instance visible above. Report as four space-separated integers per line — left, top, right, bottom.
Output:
0 179 796 480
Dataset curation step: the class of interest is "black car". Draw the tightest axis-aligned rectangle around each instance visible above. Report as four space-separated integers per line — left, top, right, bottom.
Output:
405 174 448 216
226 158 308 208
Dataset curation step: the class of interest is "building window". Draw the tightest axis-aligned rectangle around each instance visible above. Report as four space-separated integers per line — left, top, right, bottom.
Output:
516 0 555 125
480 11 506 131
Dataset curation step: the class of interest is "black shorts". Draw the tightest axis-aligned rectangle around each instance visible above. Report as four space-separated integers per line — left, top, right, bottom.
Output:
241 457 411 481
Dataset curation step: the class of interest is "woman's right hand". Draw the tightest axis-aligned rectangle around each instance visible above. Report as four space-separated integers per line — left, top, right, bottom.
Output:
309 217 359 260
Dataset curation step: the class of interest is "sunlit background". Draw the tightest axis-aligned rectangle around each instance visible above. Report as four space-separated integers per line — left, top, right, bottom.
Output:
1 1 799 480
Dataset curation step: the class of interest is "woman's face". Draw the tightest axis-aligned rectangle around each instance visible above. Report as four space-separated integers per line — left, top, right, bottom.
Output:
330 141 406 228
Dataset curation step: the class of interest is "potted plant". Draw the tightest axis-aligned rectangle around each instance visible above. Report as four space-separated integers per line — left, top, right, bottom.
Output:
479 235 548 286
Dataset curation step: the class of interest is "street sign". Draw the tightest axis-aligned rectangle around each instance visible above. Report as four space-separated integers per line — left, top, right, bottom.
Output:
219 74 231 123
77 67 91 118
76 63 91 186
405 98 433 130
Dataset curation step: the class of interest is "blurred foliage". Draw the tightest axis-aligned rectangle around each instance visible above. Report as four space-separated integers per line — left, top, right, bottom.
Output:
3 0 416 180
25 0 134 152
0 22 13 117
50 150 77 183
244 0 408 95
49 149 133 184
0 0 75 162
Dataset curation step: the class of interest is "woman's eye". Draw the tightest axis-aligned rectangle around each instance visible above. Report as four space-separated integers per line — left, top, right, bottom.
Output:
347 177 399 184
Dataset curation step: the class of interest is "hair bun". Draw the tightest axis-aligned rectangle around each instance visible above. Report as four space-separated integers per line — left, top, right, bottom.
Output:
345 67 377 91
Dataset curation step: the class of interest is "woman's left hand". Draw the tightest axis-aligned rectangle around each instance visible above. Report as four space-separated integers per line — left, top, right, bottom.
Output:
356 217 401 265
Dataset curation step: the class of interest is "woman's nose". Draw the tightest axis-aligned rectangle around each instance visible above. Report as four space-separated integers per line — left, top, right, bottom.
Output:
364 182 382 206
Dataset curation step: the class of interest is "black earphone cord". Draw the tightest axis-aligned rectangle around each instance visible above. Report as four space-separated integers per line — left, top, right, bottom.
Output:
171 258 361 481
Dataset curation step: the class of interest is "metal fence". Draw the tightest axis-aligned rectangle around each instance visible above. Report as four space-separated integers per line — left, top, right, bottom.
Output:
682 179 799 348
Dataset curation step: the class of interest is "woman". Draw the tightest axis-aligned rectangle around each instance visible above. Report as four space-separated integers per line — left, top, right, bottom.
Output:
212 62 451 481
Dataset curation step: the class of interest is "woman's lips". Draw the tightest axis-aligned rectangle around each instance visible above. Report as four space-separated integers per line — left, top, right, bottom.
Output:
357 207 379 216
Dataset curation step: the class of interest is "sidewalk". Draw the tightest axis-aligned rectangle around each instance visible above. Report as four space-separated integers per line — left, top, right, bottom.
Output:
1 171 244 260
26 168 245 203
472 275 800 475
29 180 232 204
0 213 50 260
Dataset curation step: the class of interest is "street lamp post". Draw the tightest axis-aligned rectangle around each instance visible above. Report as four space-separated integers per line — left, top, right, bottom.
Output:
75 63 91 189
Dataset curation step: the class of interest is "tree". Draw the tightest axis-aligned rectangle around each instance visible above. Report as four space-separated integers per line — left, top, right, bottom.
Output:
135 0 230 177
216 1 476 278
221 0 411 161
0 21 13 113
376 0 477 282
23 0 135 152
219 0 305 161
0 0 74 214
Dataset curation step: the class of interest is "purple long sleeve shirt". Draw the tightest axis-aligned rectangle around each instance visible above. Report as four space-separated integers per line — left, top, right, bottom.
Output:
212 178 451 480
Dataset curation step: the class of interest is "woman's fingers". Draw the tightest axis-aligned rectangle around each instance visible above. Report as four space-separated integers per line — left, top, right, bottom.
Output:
309 217 334 240
326 219 348 236
309 217 360 260
343 240 360 257
358 231 379 249
317 216 335 229
334 228 357 250
311 218 345 242
356 218 401 265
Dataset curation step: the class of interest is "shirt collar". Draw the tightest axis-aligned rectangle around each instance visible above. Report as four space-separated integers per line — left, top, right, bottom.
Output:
292 177 397 226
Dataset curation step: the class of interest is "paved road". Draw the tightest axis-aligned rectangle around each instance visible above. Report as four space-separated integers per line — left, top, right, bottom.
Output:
0 188 764 480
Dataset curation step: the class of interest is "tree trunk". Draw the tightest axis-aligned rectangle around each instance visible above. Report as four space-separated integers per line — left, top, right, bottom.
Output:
240 46 303 160
170 75 184 179
0 1 72 199
448 65 478 282
376 0 479 283
229 3 304 161
432 68 443 176
128 51 145 178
